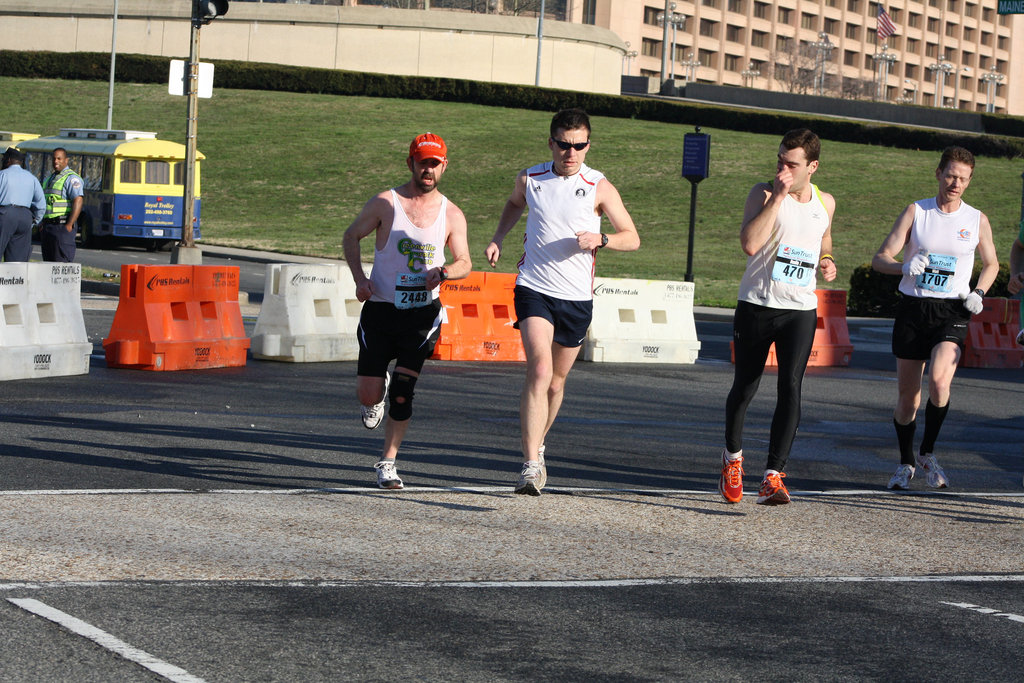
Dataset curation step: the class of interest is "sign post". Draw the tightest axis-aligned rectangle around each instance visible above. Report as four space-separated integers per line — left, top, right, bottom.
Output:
681 128 710 283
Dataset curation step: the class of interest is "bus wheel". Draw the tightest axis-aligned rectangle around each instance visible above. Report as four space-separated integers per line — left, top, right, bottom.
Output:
78 218 98 248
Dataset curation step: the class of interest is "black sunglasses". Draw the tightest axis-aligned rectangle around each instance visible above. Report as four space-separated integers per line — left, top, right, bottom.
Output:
551 138 590 151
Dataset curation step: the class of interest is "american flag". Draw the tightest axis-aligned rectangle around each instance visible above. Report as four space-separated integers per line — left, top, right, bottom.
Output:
877 6 898 41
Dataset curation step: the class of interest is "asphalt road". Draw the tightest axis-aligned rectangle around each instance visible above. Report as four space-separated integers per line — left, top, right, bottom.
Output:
2 244 1022 681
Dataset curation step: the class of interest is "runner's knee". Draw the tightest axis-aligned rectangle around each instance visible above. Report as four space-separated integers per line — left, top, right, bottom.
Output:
388 372 418 421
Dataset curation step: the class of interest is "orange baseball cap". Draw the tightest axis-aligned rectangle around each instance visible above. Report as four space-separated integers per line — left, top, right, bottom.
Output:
409 132 447 162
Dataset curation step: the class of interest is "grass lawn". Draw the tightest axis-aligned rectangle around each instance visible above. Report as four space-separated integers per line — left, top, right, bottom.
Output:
3 76 1021 307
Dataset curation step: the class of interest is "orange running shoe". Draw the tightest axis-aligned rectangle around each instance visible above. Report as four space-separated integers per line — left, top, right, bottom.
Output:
756 471 790 505
719 450 744 503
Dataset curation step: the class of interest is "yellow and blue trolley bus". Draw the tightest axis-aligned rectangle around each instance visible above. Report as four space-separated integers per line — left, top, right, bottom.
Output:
15 128 204 250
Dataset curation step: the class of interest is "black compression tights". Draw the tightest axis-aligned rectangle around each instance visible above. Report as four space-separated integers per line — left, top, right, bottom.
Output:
725 302 817 472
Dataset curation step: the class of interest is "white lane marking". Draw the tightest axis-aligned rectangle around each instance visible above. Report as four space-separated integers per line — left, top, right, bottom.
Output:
2 489 1024 499
3 575 1024 592
7 598 207 683
941 601 1024 623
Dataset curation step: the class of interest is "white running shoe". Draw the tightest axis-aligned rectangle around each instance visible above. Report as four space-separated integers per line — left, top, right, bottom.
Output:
887 464 915 490
537 444 547 490
915 453 949 489
1017 328 1024 346
374 459 403 489
361 371 390 430
515 461 544 496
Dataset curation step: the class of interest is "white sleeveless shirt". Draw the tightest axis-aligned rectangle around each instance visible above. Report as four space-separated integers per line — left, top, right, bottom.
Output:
898 197 981 299
737 184 830 311
515 162 605 301
369 189 448 307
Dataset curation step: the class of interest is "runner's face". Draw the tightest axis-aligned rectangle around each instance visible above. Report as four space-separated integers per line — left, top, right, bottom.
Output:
777 145 817 194
407 156 446 193
52 151 68 172
549 127 590 176
936 161 972 204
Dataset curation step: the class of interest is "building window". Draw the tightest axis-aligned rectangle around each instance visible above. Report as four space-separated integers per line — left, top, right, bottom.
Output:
844 49 858 66
906 38 918 52
998 35 1008 50
945 22 957 38
961 51 973 67
925 43 938 57
778 7 791 23
823 18 838 34
847 0 859 11
753 1 769 18
888 7 901 21
928 0 939 7
947 0 958 9
964 2 976 17
698 49 716 68
801 12 816 30
751 30 768 48
726 25 743 42
702 0 719 7
981 31 992 46
846 24 860 40
776 35 792 52
927 17 939 32
700 19 718 38
905 63 918 78
982 7 993 20
727 0 743 12
643 6 661 25
908 12 920 28
641 37 662 58
963 26 974 41
582 0 596 24
725 54 741 71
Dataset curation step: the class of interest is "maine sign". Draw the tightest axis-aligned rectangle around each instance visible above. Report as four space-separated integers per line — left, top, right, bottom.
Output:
998 0 1024 13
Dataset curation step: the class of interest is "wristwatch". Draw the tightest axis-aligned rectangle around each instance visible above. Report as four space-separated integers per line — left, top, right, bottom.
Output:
599 233 608 248
439 266 449 282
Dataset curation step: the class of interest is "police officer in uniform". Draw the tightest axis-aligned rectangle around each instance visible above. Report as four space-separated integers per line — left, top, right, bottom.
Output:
0 147 45 262
40 147 84 262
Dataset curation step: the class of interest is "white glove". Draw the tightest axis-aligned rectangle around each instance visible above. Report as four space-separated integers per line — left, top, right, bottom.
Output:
960 290 984 315
902 251 930 276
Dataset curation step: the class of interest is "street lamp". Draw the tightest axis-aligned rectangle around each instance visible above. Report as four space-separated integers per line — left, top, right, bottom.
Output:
741 62 761 88
899 79 918 105
927 55 954 108
872 44 898 101
622 42 638 76
811 32 834 96
981 64 1005 113
657 4 686 82
953 66 970 110
680 51 700 83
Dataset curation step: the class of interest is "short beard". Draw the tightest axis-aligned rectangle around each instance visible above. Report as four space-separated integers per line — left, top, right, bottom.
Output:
413 175 437 193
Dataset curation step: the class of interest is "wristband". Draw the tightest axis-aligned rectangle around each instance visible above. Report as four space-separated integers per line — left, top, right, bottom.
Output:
439 266 449 282
974 288 985 297
819 254 834 263
599 233 609 248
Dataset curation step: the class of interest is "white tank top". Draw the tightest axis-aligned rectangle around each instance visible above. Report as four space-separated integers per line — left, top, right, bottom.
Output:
737 184 830 311
369 189 448 307
515 161 605 301
898 197 981 299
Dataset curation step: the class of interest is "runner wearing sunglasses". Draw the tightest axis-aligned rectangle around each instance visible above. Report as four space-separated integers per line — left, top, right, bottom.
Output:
485 107 640 496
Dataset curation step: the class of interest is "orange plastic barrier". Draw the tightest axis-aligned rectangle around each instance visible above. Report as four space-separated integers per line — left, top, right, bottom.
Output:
103 264 250 371
432 271 525 362
961 297 1024 368
731 289 853 367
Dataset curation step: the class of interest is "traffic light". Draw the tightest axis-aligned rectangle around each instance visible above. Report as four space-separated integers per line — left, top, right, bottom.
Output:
196 0 229 25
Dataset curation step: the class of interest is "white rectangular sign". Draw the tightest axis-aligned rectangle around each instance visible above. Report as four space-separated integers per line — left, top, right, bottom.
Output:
168 60 214 98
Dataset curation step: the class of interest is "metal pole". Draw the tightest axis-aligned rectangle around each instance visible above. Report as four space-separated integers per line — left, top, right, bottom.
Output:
685 181 697 283
534 0 545 87
660 0 671 83
181 1 200 250
106 0 119 130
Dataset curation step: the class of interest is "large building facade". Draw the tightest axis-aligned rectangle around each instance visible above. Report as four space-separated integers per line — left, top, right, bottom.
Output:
580 0 1019 113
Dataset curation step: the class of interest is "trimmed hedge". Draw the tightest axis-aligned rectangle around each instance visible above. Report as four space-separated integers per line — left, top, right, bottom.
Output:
4 49 1024 158
847 262 1014 317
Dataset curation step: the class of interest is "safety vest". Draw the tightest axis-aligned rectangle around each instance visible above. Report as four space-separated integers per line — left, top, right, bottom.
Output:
43 167 81 220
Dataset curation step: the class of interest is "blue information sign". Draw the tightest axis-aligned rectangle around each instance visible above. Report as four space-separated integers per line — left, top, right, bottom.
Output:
682 133 710 182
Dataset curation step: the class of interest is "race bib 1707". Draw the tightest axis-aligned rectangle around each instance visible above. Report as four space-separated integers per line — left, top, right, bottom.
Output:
916 253 956 293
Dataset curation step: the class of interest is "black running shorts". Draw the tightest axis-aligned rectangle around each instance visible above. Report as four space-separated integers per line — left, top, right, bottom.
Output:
513 285 593 348
356 299 443 376
892 295 970 360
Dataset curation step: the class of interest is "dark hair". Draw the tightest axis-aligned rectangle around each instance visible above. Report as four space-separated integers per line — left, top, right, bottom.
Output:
550 108 591 139
938 146 975 173
781 128 820 163
2 147 25 166
53 147 68 157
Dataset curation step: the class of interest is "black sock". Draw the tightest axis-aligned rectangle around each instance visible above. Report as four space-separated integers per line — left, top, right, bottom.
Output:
894 418 916 466
920 400 950 456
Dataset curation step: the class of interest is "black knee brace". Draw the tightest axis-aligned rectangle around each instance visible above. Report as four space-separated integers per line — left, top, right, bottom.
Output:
387 372 418 421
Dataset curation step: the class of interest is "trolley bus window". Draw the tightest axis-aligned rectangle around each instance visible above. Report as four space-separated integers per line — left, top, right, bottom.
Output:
120 159 141 184
145 160 170 185
173 162 184 185
81 155 105 191
103 158 113 191
25 152 48 180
